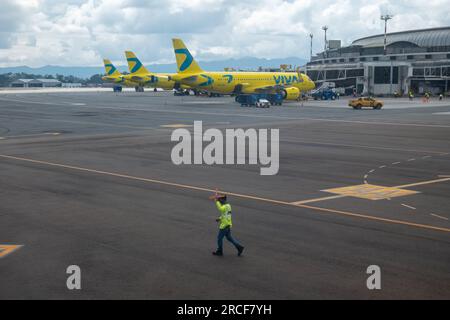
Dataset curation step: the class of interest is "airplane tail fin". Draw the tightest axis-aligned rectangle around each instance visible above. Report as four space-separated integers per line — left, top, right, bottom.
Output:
125 51 150 74
172 38 203 74
103 59 121 77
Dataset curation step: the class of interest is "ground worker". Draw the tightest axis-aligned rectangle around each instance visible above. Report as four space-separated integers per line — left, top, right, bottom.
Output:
439 93 444 101
209 192 244 257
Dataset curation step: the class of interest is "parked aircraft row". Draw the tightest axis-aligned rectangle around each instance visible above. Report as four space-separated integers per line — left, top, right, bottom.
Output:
102 39 315 100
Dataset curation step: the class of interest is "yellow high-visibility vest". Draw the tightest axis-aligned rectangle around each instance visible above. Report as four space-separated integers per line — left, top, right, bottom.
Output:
216 201 232 229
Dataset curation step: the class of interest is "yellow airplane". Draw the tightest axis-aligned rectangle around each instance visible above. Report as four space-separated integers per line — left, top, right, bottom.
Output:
124 51 192 92
102 59 138 88
170 39 316 100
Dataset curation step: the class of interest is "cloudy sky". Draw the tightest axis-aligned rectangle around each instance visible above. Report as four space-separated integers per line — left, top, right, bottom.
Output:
0 0 449 67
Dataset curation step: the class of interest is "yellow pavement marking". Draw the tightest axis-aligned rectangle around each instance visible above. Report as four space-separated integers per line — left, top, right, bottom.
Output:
160 124 193 128
0 245 23 258
0 154 449 233
294 177 450 204
0 154 289 206
323 184 419 201
291 195 346 205
395 177 450 189
299 205 450 233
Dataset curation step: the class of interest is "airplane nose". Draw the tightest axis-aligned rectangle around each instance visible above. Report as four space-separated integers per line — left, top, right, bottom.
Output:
305 75 315 91
301 74 315 91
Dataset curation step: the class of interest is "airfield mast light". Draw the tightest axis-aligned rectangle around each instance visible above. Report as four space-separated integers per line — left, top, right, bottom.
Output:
381 14 394 55
309 33 314 61
322 26 328 58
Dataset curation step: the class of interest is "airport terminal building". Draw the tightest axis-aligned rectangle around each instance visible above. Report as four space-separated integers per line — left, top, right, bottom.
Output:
305 27 450 96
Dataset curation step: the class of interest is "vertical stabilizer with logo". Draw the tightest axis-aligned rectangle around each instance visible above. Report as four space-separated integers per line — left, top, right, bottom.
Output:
125 51 150 75
103 59 122 78
172 39 204 74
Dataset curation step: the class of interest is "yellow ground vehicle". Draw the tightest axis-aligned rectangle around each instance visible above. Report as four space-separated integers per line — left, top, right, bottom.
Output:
349 97 384 110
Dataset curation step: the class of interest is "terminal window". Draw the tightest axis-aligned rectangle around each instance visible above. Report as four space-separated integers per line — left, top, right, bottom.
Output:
326 70 340 79
347 69 364 78
443 67 449 77
374 67 399 84
413 68 425 76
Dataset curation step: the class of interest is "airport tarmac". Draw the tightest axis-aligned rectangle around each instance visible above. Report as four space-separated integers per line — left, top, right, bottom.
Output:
0 90 449 299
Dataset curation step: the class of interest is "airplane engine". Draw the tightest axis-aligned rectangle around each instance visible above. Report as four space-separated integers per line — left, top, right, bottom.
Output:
282 87 301 100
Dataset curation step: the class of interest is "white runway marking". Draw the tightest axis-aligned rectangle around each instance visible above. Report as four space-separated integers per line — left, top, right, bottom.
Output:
0 132 60 140
2 96 450 128
281 138 448 155
401 204 417 210
430 214 449 221
182 101 227 105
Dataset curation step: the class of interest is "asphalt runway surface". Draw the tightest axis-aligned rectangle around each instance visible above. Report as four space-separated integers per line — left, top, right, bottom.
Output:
0 90 449 299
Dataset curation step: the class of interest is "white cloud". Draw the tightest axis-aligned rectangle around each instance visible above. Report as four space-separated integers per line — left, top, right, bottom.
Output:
0 0 448 67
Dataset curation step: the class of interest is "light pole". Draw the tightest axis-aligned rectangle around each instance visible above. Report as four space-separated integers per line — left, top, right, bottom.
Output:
309 33 313 61
380 15 393 55
322 26 328 58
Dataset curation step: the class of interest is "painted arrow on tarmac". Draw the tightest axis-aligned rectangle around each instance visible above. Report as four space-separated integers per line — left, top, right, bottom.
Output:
0 245 23 258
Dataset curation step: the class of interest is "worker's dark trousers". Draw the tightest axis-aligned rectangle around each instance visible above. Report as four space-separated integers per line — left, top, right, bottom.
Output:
217 227 241 252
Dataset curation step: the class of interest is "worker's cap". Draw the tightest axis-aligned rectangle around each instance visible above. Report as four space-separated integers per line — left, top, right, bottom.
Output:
217 195 227 201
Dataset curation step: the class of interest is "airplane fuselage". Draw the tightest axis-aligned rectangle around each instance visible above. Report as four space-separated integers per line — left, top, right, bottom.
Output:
174 71 315 96
123 73 175 90
102 76 138 87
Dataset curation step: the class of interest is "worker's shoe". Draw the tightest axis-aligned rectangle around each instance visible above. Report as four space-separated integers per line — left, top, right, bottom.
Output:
236 245 245 257
212 250 223 257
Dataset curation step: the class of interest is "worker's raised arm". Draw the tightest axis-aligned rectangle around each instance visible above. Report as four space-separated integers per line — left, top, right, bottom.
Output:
215 200 227 214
